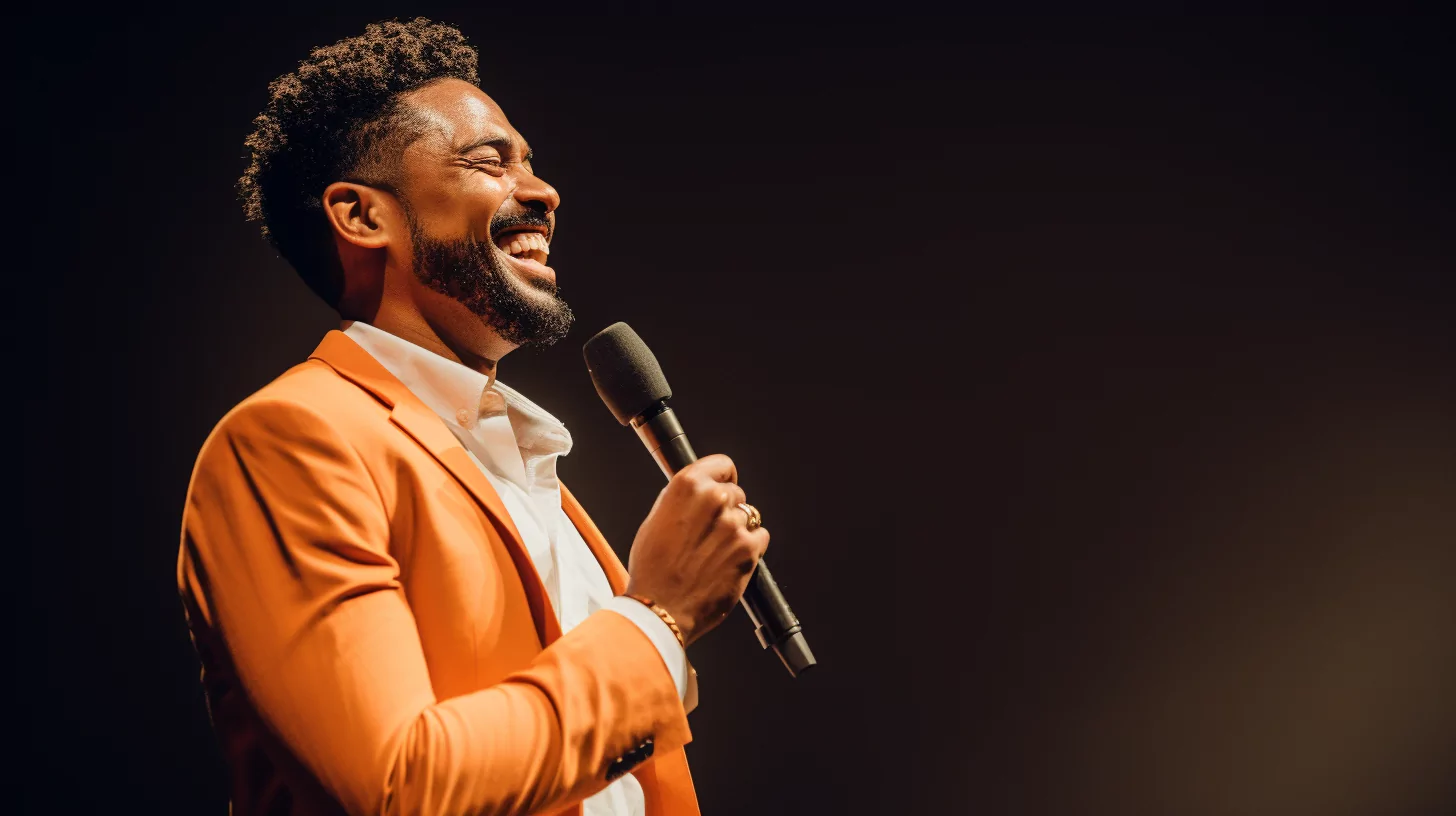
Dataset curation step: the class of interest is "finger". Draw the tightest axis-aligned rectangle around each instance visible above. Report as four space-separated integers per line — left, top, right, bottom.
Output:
697 483 746 538
689 478 745 524
648 483 670 512
732 526 771 575
716 482 747 512
748 526 770 559
710 496 750 540
690 453 738 484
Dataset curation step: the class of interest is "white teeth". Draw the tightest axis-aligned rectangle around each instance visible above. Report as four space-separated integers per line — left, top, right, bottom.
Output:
496 231 549 257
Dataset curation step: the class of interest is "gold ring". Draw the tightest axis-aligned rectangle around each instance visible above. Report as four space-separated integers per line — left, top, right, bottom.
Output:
737 502 762 531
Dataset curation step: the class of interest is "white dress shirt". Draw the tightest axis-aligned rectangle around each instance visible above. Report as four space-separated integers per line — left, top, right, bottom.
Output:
343 320 689 816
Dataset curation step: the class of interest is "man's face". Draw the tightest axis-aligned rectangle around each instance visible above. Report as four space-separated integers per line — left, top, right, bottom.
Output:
393 78 572 347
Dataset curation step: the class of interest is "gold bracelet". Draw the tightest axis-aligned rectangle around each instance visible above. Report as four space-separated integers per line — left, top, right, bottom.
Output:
624 594 686 649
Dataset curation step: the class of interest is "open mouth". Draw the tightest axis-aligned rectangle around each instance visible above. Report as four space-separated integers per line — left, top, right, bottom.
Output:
493 228 550 266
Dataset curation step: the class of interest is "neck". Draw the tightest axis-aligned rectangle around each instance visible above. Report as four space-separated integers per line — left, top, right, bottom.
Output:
349 272 516 380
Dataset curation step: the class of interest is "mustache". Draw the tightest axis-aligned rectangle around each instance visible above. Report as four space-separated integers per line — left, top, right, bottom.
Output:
489 209 553 241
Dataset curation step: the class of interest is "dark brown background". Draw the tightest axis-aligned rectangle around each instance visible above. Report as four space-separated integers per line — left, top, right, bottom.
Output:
22 4 1455 814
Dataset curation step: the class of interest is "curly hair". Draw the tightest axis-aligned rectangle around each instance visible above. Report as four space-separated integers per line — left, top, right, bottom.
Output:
239 18 480 305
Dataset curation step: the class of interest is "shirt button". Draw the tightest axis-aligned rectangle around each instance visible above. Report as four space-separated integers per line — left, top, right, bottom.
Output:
456 408 472 427
479 390 507 416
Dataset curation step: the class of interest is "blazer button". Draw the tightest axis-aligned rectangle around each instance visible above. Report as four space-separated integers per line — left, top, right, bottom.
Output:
605 736 656 781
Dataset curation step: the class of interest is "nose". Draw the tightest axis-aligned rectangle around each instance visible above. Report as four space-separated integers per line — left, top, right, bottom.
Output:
513 166 560 215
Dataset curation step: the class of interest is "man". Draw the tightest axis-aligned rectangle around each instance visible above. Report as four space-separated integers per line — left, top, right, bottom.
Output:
177 18 769 816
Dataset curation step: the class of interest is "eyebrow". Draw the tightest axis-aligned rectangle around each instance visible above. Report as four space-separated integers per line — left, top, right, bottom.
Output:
455 134 532 159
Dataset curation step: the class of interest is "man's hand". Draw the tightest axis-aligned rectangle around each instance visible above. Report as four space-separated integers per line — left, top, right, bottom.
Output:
624 454 769 646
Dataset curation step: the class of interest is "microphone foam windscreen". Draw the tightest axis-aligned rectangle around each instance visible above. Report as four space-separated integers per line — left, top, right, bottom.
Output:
583 322 673 425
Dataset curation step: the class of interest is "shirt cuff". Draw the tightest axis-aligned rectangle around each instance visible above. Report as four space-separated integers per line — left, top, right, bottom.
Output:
604 596 689 702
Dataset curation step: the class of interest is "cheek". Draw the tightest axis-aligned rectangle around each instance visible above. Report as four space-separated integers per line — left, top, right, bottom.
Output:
464 182 510 235
411 179 509 239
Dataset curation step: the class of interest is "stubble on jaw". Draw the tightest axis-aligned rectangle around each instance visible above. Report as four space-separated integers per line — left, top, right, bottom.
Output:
405 210 575 349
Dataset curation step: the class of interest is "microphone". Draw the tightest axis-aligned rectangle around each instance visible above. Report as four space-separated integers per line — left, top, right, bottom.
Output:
583 322 816 678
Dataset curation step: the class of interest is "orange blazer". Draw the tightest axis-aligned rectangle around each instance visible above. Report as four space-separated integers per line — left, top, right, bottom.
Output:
177 330 700 816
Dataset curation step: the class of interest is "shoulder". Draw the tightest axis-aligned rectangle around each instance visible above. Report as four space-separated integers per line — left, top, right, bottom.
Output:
183 358 401 526
251 357 388 415
200 358 392 463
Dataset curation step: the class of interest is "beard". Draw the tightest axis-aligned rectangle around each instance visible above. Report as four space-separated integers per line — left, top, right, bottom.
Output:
406 211 574 349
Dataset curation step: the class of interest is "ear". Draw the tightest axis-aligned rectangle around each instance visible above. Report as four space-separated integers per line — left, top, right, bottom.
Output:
321 182 402 249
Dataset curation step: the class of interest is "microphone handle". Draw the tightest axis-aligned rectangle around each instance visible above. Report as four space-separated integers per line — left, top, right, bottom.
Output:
630 404 816 677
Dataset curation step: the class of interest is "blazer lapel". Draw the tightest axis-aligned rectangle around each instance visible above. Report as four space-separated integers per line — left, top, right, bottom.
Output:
307 330 562 646
560 484 629 593
561 482 700 719
562 483 704 813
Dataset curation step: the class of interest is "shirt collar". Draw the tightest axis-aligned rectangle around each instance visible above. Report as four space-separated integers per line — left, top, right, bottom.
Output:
341 320 572 459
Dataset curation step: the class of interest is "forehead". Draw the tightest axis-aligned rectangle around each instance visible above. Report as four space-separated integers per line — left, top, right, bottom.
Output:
401 78 521 152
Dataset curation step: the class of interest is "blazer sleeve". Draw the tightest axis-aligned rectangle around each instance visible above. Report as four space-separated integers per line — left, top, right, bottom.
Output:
179 397 691 816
